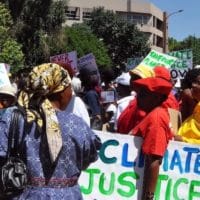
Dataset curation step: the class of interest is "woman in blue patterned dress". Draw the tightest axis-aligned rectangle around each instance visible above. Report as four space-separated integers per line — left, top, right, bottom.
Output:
0 63 101 199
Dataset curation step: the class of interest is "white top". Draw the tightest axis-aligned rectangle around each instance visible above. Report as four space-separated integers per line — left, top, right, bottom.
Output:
115 72 131 86
66 94 90 126
71 77 82 94
106 103 117 123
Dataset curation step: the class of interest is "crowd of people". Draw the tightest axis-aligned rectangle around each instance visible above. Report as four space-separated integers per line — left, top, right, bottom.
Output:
73 63 200 199
0 61 200 199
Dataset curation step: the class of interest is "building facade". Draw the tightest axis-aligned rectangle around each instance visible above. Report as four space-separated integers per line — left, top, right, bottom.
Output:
64 0 166 53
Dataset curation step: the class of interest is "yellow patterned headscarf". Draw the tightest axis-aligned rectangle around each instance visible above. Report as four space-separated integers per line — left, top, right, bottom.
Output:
18 63 71 162
178 102 200 144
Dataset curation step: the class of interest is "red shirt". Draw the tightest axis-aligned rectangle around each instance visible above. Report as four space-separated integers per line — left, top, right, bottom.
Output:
162 92 179 110
117 99 146 134
131 106 173 157
117 92 179 134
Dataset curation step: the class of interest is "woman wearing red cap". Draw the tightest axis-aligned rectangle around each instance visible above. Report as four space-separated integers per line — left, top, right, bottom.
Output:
130 77 173 200
117 66 179 134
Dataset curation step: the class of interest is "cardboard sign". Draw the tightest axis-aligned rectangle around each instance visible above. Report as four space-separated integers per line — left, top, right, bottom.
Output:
168 108 182 135
79 131 200 200
101 91 115 103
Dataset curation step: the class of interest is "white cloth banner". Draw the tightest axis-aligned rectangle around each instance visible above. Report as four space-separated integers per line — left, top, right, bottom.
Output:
79 131 200 200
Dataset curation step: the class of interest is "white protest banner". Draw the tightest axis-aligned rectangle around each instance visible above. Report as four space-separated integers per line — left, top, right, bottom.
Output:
79 131 200 200
138 50 177 69
0 63 12 87
168 49 193 79
50 51 78 73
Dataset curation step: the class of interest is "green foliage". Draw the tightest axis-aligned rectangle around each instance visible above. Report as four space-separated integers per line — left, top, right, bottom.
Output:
1 0 26 21
2 0 67 67
46 29 68 57
0 39 24 73
0 2 12 27
168 38 182 51
0 2 24 73
169 36 200 66
87 7 150 66
65 23 112 70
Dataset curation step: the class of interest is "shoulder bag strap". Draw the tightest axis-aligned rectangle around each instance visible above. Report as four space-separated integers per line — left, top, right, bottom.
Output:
7 109 26 158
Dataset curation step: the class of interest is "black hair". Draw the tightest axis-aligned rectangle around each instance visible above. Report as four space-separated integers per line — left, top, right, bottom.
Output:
101 69 115 84
181 68 200 89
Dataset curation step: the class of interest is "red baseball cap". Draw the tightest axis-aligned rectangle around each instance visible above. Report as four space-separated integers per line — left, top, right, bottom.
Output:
154 66 171 82
133 77 172 95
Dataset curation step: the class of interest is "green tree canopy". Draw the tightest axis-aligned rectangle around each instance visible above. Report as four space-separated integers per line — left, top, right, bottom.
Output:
86 7 150 66
0 2 24 73
1 0 67 67
169 36 200 66
65 23 112 70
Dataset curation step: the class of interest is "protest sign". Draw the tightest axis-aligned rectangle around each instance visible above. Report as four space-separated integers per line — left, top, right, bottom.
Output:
101 91 115 103
137 50 177 69
78 53 101 84
0 63 12 87
168 108 182 136
168 49 193 79
50 51 78 73
126 57 143 71
78 53 98 71
79 131 200 200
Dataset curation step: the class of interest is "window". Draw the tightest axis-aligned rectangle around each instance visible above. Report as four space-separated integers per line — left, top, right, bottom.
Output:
129 14 150 25
153 16 156 27
156 35 163 48
83 8 92 20
153 34 156 45
65 7 80 20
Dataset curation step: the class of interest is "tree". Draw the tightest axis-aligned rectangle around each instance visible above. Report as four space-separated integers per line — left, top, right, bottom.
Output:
169 36 200 66
65 23 112 70
168 37 182 51
1 0 67 67
86 7 150 66
0 2 24 73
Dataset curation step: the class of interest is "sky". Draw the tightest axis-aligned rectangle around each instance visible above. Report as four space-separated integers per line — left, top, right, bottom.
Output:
145 0 200 41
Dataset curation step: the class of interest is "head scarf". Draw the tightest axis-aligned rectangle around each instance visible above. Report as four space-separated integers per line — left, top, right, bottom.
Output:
129 65 155 78
18 63 71 162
